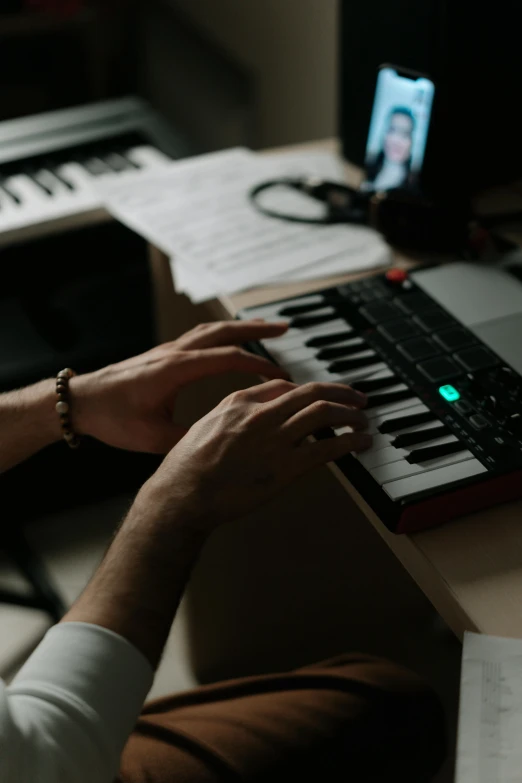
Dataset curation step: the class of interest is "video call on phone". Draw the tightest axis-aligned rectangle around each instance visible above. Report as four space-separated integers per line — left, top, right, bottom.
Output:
361 66 435 193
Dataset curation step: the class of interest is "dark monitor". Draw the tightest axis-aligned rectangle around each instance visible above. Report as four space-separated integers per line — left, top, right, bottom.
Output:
339 1 522 200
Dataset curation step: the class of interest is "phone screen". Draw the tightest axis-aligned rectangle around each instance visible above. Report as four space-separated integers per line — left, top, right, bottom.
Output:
361 66 435 193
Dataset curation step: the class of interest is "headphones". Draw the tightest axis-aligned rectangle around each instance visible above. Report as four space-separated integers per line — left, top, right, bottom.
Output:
249 177 470 253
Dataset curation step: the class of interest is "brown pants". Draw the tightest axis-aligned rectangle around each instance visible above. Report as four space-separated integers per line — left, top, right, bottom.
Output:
119 654 446 783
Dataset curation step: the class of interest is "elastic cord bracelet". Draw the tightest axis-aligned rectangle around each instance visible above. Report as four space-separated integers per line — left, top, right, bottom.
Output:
55 368 80 449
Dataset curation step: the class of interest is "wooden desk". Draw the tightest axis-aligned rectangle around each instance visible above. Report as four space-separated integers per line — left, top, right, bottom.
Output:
150 138 522 644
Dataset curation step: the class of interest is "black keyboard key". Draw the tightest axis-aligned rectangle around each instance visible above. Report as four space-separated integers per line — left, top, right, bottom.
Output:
418 357 462 382
454 346 499 372
398 337 439 362
365 388 415 409
360 302 401 325
394 293 431 315
378 410 437 434
412 309 456 332
316 340 368 361
305 330 354 348
406 440 466 464
433 327 475 352
289 312 338 329
278 301 326 317
377 320 421 342
352 375 400 393
104 152 133 172
328 354 379 373
393 424 450 449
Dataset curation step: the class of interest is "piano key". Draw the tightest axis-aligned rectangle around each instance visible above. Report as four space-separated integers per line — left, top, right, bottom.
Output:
262 319 352 349
56 162 96 191
328 352 379 373
83 156 114 176
288 358 338 384
365 386 414 409
125 145 170 168
34 169 73 197
358 434 459 470
359 419 443 451
305 330 355 348
337 362 388 385
377 409 436 434
276 295 327 316
267 343 319 365
372 449 474 485
316 339 368 361
393 424 450 449
351 373 399 393
366 396 423 419
0 179 22 205
104 152 137 172
244 295 329 322
3 174 50 208
405 440 468 464
382 458 487 501
289 308 339 329
288 357 385 386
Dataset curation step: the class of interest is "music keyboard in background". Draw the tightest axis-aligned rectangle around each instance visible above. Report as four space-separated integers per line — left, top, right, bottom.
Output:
0 97 187 246
240 263 522 533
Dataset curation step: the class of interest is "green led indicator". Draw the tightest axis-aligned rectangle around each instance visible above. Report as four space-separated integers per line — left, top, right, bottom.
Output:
439 384 460 402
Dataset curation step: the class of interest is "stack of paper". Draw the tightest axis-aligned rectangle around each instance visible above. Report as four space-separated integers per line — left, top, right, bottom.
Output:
95 147 391 303
457 631 522 782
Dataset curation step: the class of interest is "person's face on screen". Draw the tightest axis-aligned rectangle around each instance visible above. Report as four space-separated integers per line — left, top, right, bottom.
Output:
384 113 413 164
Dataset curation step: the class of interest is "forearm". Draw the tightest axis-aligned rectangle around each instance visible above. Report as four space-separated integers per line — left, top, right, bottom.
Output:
0 379 61 473
62 475 210 669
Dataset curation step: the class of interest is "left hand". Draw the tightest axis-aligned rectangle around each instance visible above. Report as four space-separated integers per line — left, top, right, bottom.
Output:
70 320 290 453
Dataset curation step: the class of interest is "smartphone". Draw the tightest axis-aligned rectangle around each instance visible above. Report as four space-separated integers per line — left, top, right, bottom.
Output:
360 65 435 193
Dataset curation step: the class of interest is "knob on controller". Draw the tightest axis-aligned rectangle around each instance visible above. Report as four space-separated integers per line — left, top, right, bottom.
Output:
385 268 409 284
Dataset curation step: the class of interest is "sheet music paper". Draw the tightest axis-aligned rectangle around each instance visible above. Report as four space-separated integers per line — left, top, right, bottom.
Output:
456 631 522 783
95 146 390 302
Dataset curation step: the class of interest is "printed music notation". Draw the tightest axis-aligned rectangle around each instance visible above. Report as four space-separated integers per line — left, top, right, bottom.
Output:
457 632 522 783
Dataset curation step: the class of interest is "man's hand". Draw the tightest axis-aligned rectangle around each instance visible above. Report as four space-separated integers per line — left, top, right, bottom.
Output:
71 320 290 453
143 379 371 529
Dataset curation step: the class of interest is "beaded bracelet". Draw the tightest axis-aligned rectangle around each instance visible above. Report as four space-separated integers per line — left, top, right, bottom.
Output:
55 368 81 449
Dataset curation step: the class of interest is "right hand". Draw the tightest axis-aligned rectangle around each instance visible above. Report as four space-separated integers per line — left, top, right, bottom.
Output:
142 379 372 530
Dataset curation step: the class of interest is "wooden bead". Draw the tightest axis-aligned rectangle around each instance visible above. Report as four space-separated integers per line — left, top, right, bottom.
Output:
56 400 69 415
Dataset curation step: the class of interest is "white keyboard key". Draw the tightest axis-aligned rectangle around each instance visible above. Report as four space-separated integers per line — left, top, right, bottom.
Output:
268 344 318 364
358 435 459 470
366 383 409 399
125 145 170 168
4 174 49 207
34 169 72 197
58 162 96 191
337 362 388 385
276 294 326 311
371 448 472 484
288 359 341 384
383 458 487 501
366 395 421 419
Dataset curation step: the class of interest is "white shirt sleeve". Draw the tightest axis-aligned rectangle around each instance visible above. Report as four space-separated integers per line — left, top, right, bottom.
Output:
0 622 154 783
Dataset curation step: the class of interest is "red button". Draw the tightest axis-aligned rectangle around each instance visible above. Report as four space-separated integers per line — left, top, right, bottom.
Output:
385 268 409 284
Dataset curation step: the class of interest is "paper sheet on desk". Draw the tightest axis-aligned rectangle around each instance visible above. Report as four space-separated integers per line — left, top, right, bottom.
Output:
456 632 522 783
95 146 390 302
